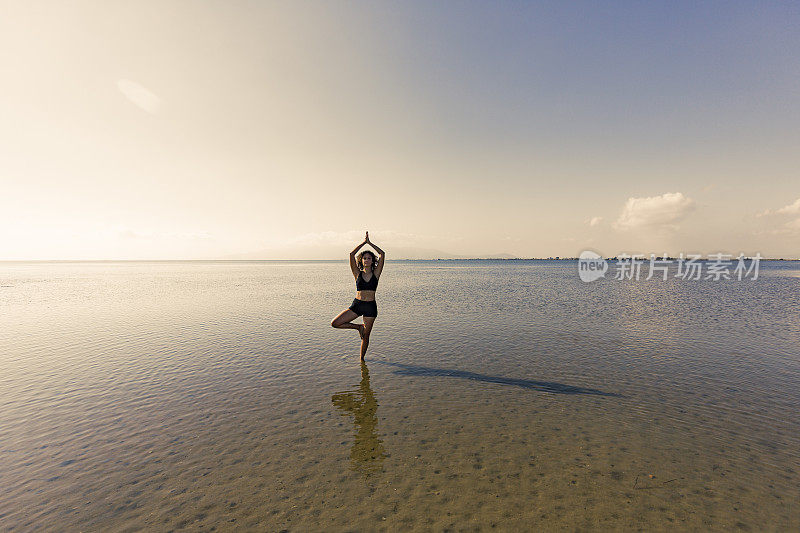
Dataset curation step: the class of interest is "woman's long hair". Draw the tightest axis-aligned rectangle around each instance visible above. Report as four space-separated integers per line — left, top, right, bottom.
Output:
356 250 378 272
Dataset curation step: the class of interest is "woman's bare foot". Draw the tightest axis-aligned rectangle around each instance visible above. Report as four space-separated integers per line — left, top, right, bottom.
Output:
358 324 365 339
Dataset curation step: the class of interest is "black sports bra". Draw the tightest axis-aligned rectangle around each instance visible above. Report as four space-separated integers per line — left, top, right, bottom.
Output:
356 271 379 291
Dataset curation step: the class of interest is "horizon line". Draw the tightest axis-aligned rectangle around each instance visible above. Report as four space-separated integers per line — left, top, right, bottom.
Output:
1 257 798 262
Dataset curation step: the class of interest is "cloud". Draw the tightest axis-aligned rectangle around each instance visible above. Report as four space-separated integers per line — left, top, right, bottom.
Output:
757 197 800 217
777 198 800 215
613 192 695 231
117 227 149 240
755 197 800 234
96 224 212 241
586 216 603 227
280 230 367 246
164 230 213 240
117 79 162 114
265 230 445 248
784 217 800 230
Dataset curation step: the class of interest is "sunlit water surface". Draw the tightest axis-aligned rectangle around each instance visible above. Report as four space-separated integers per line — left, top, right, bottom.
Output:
1 260 798 531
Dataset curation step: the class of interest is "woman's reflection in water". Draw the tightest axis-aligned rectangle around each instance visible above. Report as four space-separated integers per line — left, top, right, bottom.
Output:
331 362 387 476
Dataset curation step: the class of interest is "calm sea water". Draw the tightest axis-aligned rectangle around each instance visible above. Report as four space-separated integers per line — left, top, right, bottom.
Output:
1 260 798 531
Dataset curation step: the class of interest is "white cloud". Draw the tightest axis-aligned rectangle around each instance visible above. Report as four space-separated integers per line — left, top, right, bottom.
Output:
117 79 162 114
587 216 603 227
613 192 695 231
164 230 213 240
267 230 443 248
757 197 800 217
282 231 366 246
785 218 800 230
94 224 211 241
117 227 150 240
777 198 800 215
754 198 800 233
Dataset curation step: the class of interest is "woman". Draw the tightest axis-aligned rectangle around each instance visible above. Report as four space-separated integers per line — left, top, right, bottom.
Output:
331 231 385 360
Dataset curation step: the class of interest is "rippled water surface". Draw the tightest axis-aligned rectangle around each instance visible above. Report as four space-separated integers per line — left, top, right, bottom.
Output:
1 260 799 531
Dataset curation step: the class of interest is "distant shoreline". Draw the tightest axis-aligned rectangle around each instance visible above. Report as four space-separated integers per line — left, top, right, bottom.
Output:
1 258 798 263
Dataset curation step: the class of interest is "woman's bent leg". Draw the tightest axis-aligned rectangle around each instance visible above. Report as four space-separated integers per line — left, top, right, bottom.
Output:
331 309 360 330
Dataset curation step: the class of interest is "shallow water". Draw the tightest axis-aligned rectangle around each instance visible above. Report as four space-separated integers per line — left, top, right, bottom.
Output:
1 260 798 531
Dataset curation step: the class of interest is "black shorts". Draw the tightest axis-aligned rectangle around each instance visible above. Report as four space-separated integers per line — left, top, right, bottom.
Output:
348 298 377 317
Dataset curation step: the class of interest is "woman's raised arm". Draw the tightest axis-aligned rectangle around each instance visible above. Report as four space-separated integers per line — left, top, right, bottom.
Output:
367 235 386 278
349 233 368 276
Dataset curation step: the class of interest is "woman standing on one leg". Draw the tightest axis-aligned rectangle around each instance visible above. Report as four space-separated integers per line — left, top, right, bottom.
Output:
330 231 386 360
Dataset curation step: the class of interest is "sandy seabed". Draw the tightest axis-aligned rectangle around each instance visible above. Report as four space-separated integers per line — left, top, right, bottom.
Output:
11 362 796 532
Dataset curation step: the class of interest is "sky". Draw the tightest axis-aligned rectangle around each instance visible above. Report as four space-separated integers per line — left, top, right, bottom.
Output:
1 1 799 259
